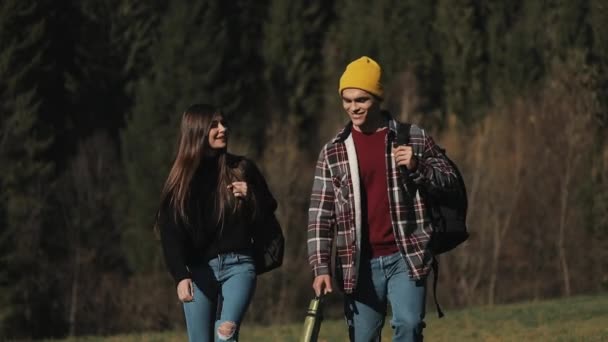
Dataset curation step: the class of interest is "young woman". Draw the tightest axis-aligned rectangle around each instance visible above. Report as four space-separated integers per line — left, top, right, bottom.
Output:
156 104 279 341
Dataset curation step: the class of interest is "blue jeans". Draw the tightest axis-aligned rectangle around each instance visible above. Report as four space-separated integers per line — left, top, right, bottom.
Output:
344 252 427 342
183 253 257 342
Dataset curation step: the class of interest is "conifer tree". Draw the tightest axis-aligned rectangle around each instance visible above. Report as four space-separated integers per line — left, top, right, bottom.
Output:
590 0 608 126
434 0 487 122
263 0 333 147
0 1 55 338
483 0 540 102
377 0 442 116
588 0 608 286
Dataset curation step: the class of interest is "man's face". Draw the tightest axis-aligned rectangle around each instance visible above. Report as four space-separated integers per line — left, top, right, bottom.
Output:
341 88 381 131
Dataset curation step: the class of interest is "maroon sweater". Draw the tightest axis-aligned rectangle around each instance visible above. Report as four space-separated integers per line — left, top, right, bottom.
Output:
352 128 399 258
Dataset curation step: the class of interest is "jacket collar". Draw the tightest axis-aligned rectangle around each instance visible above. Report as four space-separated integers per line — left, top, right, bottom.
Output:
331 110 399 143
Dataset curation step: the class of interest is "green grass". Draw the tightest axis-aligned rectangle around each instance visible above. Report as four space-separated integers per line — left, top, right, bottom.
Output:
45 294 608 341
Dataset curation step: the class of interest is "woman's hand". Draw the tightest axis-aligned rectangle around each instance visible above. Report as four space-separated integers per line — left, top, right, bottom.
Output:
177 278 194 302
228 181 248 198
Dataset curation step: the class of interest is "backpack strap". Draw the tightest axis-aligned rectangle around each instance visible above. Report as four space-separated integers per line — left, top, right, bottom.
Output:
396 123 412 179
432 258 445 318
398 122 446 318
396 122 411 147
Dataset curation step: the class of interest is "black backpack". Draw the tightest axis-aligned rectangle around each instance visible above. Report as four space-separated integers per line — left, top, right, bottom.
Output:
397 123 469 254
397 123 469 317
252 212 285 275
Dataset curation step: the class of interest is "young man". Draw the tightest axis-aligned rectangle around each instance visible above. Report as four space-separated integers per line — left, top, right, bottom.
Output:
307 56 457 341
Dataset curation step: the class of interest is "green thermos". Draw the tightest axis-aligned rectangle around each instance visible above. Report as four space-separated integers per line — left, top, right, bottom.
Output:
301 296 324 342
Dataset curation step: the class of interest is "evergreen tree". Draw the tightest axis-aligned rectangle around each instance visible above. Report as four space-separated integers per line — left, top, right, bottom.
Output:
31 1 167 335
63 0 168 148
434 0 487 122
0 0 165 336
482 0 542 102
483 0 591 106
377 0 442 117
0 1 56 338
589 0 608 126
263 0 333 147
330 0 424 77
588 0 608 289
330 0 383 63
112 1 168 86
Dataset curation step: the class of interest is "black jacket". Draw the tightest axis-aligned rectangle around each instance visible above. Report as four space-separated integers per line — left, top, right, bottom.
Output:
158 155 278 284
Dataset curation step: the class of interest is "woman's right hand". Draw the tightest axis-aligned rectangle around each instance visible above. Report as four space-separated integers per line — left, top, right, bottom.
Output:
177 278 194 302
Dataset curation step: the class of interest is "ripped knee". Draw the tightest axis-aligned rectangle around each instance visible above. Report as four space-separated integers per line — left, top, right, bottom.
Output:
217 321 237 340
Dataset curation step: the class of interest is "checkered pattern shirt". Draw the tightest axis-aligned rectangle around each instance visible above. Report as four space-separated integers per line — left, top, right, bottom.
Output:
307 116 457 293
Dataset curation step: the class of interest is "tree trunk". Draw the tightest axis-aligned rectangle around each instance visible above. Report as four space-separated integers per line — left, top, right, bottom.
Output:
488 216 500 306
488 117 522 306
68 247 80 337
557 148 572 297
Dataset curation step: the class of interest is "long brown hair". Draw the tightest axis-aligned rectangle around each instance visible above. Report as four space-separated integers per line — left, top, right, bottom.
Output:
159 104 238 227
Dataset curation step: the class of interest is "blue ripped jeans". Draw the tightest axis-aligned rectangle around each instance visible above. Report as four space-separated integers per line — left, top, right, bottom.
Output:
344 252 427 342
183 253 257 342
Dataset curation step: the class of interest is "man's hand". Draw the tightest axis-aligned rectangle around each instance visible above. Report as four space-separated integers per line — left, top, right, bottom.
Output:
393 145 417 171
177 278 194 302
312 275 333 297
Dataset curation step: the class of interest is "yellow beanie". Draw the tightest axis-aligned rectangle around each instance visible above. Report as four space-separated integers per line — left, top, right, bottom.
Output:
339 56 384 99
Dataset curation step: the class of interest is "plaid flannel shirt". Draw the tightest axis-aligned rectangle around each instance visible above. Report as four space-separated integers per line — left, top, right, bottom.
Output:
307 115 457 293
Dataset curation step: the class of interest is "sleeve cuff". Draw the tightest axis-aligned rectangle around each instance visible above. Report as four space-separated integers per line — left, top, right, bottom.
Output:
410 159 431 184
171 269 191 286
313 264 330 277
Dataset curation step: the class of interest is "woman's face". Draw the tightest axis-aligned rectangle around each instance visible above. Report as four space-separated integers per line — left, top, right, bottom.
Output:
207 115 228 150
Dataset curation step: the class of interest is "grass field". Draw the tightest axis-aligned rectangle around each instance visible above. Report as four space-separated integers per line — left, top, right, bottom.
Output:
45 294 608 341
